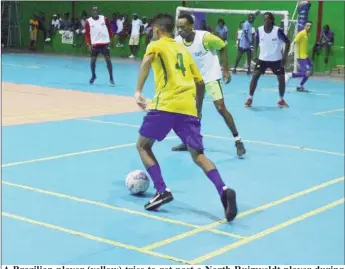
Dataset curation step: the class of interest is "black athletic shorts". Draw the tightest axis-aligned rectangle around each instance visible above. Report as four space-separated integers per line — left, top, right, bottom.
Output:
91 44 110 57
239 46 251 53
254 59 285 75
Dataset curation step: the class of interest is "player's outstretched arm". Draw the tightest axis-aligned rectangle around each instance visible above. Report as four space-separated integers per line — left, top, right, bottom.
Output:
195 80 205 119
135 53 154 109
189 53 205 118
289 30 302 55
84 21 92 51
203 33 231 83
254 29 259 60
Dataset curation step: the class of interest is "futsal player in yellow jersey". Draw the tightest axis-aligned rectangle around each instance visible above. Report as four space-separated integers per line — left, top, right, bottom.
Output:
286 22 313 92
134 13 237 222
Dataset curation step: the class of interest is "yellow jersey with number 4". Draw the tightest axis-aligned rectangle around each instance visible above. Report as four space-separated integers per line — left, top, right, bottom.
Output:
145 37 203 117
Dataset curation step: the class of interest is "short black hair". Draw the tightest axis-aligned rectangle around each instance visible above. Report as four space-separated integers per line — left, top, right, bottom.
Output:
178 13 194 25
218 18 225 25
263 12 275 24
151 13 175 33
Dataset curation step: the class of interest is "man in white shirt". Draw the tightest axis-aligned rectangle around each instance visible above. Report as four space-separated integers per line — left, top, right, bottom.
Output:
85 7 114 85
129 13 143 58
173 14 246 157
116 14 125 47
244 12 290 108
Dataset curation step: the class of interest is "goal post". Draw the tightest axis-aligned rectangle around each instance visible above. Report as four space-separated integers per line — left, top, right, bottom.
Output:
175 6 298 73
176 6 290 35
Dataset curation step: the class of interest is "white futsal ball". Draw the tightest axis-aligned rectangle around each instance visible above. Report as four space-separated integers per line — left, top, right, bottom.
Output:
126 170 150 195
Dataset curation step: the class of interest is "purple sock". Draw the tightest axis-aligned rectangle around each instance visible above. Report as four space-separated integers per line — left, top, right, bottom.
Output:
292 72 305 78
300 76 309 86
146 164 166 193
206 169 226 196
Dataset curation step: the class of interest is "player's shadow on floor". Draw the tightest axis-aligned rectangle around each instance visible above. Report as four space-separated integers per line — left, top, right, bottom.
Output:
169 202 221 222
247 106 283 112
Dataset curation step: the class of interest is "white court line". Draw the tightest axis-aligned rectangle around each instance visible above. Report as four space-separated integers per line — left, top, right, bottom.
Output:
261 88 331 96
3 63 42 69
80 119 344 157
314 108 345 116
2 136 178 168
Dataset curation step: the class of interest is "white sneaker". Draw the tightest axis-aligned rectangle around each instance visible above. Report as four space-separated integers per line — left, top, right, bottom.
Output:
129 55 135 59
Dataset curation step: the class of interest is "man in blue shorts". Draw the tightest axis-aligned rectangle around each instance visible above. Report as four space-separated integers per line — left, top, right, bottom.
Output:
133 13 237 222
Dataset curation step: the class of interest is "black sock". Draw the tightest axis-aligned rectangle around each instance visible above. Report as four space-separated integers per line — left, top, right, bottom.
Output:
106 60 113 80
91 60 96 77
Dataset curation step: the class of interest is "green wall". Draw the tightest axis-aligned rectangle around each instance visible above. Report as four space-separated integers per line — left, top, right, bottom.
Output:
18 1 344 72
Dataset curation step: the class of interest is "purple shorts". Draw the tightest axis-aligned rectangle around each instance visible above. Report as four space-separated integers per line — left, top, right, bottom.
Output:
139 110 204 151
298 58 312 73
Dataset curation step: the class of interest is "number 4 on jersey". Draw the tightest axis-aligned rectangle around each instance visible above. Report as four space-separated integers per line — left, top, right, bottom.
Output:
175 53 186 76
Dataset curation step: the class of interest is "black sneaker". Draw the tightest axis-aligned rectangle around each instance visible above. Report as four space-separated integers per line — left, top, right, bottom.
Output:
89 75 96 85
145 189 173 211
171 143 188 151
221 188 238 222
235 140 246 158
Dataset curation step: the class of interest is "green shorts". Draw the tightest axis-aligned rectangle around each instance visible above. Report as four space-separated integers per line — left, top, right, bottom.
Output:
205 79 224 101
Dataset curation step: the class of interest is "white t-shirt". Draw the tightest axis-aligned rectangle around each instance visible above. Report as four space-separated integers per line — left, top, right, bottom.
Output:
80 19 86 29
131 19 143 36
52 19 60 29
257 25 283 61
87 15 110 45
116 18 124 33
175 30 222 83
237 29 242 40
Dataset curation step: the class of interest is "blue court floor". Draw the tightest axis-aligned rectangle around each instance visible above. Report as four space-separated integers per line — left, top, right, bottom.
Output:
2 53 345 264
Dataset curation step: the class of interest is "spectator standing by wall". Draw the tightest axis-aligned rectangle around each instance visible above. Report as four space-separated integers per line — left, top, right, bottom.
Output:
215 19 228 43
116 14 125 47
129 13 143 58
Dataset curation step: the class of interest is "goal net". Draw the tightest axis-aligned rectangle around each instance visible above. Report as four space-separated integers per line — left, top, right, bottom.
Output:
175 6 299 73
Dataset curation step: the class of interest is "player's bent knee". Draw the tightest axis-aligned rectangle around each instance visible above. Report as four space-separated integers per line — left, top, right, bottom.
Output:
136 136 154 151
189 149 205 166
215 103 227 115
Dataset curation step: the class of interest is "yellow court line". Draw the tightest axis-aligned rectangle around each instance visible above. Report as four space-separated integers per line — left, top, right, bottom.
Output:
80 119 345 157
141 176 344 250
1 136 179 168
2 181 245 240
314 108 344 116
2 212 190 265
190 198 345 264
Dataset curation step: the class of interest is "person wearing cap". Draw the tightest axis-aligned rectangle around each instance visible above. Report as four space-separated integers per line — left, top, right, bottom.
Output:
129 13 143 58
